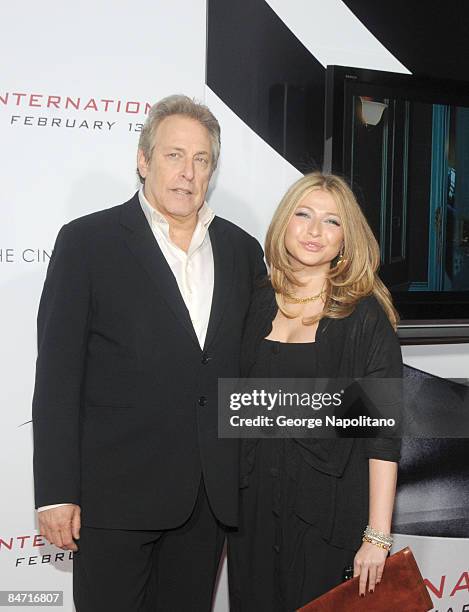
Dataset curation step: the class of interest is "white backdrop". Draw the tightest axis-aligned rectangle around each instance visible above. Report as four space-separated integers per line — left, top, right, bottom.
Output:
393 535 469 611
1 1 468 611
0 1 206 609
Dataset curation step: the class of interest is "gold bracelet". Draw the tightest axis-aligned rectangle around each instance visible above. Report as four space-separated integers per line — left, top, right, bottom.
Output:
363 525 393 548
362 535 391 551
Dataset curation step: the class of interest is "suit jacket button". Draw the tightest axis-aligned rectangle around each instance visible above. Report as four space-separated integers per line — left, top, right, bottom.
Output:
198 396 207 407
201 354 210 365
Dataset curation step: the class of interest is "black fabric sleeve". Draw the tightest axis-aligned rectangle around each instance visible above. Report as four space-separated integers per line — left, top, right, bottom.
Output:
32 223 92 508
249 236 267 289
361 298 403 462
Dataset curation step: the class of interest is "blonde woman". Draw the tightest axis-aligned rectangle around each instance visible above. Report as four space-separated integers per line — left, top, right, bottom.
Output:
229 173 402 611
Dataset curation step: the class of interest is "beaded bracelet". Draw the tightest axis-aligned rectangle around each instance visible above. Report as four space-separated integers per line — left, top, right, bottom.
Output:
362 525 393 551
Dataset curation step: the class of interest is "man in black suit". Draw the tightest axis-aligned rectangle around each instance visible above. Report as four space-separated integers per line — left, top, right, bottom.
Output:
33 94 265 611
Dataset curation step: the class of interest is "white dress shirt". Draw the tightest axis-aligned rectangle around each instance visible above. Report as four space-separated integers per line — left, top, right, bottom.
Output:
138 188 215 348
38 190 215 512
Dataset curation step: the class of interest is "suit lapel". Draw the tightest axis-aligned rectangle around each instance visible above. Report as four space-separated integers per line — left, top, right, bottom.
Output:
120 194 200 347
204 217 234 351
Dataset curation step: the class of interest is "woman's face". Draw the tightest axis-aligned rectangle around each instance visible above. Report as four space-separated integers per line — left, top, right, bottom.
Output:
284 189 344 273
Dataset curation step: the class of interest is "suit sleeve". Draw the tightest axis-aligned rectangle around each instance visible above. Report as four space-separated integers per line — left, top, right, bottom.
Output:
239 237 268 487
361 299 403 462
32 223 92 508
249 236 267 289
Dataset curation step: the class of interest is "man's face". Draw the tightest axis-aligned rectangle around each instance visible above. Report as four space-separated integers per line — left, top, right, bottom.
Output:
137 114 213 222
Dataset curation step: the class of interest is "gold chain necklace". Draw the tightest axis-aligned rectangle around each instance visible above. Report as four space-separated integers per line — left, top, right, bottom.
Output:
284 289 326 304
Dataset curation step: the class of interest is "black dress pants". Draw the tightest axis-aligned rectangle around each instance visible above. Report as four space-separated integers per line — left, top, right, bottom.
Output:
73 480 226 612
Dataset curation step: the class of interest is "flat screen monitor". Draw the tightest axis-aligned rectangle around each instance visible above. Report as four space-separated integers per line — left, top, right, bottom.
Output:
324 65 469 344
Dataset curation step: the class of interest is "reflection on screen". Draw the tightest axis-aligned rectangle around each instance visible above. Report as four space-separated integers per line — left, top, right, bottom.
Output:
347 92 469 292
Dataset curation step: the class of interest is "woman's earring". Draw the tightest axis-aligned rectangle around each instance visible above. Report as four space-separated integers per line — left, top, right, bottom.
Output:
336 246 345 266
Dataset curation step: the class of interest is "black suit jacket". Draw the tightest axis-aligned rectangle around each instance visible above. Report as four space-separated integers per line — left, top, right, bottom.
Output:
32 193 265 530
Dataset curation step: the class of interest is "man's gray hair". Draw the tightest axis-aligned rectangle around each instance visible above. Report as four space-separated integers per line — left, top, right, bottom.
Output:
137 94 221 182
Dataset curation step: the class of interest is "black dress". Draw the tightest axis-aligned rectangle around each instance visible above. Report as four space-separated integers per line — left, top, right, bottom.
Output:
228 283 402 611
229 340 356 611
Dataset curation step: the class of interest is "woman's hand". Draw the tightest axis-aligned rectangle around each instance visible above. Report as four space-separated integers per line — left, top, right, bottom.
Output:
353 541 388 596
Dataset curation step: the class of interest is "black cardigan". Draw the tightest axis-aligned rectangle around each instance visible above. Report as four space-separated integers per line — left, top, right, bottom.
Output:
240 282 403 550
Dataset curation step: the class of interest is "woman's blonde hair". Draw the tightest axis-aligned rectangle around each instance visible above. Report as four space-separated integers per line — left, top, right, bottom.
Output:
265 172 399 329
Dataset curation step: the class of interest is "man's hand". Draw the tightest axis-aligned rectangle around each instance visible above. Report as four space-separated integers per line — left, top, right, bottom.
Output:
38 504 81 551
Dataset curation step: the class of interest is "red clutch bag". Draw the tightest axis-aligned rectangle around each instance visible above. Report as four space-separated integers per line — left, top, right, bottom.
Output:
298 547 434 611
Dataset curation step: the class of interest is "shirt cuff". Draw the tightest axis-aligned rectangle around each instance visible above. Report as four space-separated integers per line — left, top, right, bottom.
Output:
37 503 73 512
